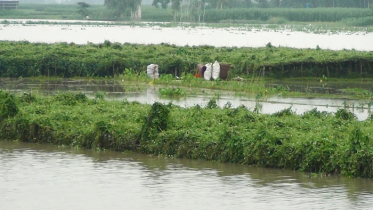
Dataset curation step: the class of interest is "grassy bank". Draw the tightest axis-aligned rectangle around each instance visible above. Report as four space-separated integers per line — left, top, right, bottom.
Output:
0 41 373 79
1 90 373 178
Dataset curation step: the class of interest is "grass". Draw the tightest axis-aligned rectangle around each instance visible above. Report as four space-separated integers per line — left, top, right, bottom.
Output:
1 90 373 178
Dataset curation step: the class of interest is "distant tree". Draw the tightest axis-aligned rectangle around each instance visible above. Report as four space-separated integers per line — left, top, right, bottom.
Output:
171 0 181 21
77 2 90 18
152 0 170 9
232 0 252 8
105 0 142 20
270 0 281 7
129 0 142 20
151 0 183 22
257 0 269 8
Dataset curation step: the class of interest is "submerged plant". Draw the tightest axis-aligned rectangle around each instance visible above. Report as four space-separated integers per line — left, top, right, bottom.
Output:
206 98 218 109
95 91 105 100
159 87 186 97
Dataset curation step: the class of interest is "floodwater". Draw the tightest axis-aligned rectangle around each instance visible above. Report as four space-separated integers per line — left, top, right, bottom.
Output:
0 19 373 50
1 141 373 210
0 78 371 121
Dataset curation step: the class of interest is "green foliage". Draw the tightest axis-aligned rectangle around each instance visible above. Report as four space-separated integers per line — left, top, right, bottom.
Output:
95 91 105 100
343 126 373 177
104 0 141 20
206 98 218 109
54 92 88 106
272 107 293 117
3 90 373 178
77 2 90 18
335 109 356 120
139 102 170 143
343 16 373 26
302 108 328 119
204 8 372 23
159 87 186 97
0 91 18 121
1 4 372 23
267 17 288 24
1 41 373 79
20 92 36 103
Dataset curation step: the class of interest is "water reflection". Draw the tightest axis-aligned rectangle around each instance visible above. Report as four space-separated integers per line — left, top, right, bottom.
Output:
1 141 373 210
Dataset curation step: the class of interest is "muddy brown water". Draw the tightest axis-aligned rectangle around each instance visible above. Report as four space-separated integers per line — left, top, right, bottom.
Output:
0 78 371 121
1 141 373 210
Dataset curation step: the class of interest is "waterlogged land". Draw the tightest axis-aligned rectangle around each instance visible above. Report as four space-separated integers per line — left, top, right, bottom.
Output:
0 21 372 51
1 90 373 178
1 78 373 121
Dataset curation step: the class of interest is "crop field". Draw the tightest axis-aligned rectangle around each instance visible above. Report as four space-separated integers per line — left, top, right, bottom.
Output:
0 41 372 79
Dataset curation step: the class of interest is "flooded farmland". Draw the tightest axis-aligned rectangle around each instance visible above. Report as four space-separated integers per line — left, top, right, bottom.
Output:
0 19 373 50
2 19 373 210
0 78 371 121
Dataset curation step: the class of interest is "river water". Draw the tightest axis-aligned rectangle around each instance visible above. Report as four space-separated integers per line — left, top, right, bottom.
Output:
0 78 371 120
1 141 373 210
0 19 372 50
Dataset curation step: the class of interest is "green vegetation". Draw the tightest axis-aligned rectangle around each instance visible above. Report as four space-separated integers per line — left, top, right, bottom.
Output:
0 4 113 20
0 41 372 80
0 4 372 26
203 8 373 23
1 90 373 178
77 2 90 18
159 87 187 97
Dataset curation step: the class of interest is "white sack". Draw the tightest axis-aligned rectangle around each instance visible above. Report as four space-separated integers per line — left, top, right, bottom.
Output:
147 64 159 79
212 60 220 80
204 63 212 81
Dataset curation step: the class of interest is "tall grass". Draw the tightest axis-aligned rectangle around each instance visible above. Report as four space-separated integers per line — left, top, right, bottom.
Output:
343 16 373 26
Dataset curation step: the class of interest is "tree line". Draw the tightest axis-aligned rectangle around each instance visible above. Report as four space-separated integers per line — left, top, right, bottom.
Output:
151 0 373 10
100 0 372 21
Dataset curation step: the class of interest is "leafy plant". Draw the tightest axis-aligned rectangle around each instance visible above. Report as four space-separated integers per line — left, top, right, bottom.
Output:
159 87 186 97
0 91 18 121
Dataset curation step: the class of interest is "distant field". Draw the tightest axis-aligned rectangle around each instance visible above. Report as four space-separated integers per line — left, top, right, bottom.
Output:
0 4 372 26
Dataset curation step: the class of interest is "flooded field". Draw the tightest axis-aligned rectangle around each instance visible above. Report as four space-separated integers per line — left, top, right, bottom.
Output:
2 19 373 210
0 78 371 120
0 19 372 50
1 141 373 210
